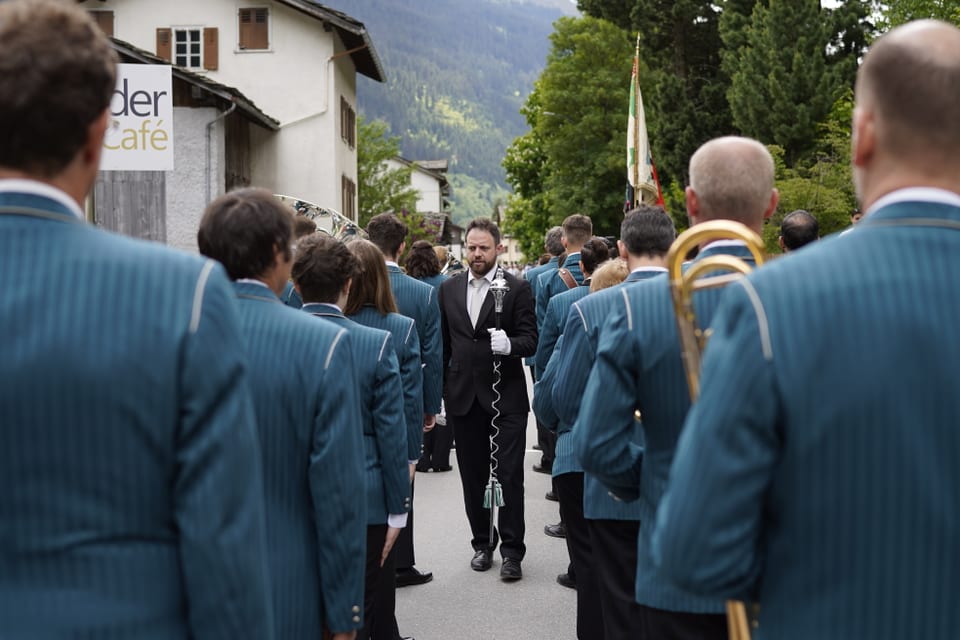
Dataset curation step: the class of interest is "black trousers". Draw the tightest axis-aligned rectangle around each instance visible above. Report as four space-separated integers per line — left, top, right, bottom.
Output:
452 400 527 560
394 476 415 569
587 518 645 640
419 421 453 470
361 524 398 640
638 604 728 640
555 472 604 640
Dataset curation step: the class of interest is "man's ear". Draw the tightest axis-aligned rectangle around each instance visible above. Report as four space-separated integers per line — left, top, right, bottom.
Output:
763 189 779 220
685 186 699 226
617 239 628 260
851 106 875 170
778 236 786 253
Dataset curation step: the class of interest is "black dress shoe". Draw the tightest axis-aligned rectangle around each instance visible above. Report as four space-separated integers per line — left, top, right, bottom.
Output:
545 490 559 502
470 549 493 572
500 558 522 581
432 465 452 472
544 522 566 538
415 462 430 473
532 462 552 474
556 572 576 589
395 567 433 587
532 443 542 451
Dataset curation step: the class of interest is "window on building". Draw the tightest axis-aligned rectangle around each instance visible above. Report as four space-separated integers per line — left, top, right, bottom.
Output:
239 8 270 50
174 28 203 69
340 97 356 148
89 11 114 37
342 175 357 221
157 27 218 70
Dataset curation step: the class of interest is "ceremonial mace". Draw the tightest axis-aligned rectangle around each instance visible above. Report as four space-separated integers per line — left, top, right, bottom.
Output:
484 267 509 543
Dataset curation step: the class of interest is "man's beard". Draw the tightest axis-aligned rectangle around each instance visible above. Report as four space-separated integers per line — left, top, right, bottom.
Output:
470 256 496 278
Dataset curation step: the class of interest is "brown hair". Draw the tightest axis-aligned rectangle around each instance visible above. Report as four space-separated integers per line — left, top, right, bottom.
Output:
0 0 117 177
198 188 294 281
562 214 593 246
343 238 398 315
366 212 408 257
292 234 359 304
405 240 442 279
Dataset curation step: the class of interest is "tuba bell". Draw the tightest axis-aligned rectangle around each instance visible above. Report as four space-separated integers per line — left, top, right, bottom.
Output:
275 194 367 240
666 219 765 640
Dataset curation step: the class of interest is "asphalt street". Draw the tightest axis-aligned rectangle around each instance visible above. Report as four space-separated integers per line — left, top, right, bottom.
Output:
395 370 577 640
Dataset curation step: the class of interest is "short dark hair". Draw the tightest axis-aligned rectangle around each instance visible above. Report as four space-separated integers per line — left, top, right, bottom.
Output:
366 212 408 257
0 0 117 177
405 240 442 279
562 214 593 246
544 226 564 256
198 188 294 281
579 237 610 275
780 210 819 250
465 218 501 245
292 234 358 304
621 205 675 257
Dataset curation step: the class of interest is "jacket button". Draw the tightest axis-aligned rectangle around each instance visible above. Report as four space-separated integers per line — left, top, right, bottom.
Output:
352 605 360 614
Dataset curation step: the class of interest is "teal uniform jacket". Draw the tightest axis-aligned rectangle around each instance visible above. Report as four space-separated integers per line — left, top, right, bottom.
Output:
281 280 303 309
349 305 424 461
523 255 559 365
578 245 757 613
557 268 664 521
0 188 272 638
536 252 582 328
533 284 591 475
302 303 411 523
387 265 442 416
417 273 448 290
654 196 960 640
534 282 590 380
233 283 366 636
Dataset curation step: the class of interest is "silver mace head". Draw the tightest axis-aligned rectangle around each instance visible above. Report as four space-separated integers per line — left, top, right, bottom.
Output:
490 268 509 313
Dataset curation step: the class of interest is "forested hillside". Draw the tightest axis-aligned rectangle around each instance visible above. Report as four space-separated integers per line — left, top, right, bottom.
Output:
323 0 575 224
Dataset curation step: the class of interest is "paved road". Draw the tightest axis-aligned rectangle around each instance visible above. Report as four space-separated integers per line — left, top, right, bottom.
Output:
395 370 577 640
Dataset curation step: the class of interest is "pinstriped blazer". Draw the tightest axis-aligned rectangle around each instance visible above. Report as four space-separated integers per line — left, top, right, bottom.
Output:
578 245 757 613
302 303 410 522
0 189 272 638
654 199 960 640
536 253 583 328
523 255 559 365
387 265 443 416
556 268 663 521
534 282 590 380
349 305 424 461
232 283 366 636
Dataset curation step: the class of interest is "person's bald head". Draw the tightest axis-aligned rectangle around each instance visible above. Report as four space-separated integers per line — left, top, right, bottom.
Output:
686 136 778 231
854 20 960 196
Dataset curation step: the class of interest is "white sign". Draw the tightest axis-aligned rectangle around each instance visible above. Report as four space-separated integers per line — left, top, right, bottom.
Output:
101 64 174 171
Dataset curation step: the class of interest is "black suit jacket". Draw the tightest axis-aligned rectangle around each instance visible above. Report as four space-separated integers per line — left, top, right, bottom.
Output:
439 269 537 417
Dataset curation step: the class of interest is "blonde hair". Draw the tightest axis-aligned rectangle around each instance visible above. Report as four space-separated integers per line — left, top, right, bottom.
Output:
590 258 629 293
343 238 398 316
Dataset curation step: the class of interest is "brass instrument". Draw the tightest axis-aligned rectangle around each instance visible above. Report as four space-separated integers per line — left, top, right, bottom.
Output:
275 194 367 240
666 219 765 640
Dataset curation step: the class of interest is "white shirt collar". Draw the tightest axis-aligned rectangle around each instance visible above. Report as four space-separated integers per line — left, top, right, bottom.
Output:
236 278 272 290
470 265 499 285
385 260 400 269
0 178 85 219
866 187 960 217
701 239 748 250
630 266 668 274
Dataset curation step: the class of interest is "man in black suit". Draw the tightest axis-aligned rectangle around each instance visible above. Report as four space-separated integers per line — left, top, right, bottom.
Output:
438 218 538 581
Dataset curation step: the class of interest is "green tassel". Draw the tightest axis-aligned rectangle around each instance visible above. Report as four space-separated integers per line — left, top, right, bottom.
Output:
483 483 492 509
494 481 505 507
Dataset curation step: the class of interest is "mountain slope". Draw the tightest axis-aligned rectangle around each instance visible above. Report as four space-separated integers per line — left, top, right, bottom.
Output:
322 0 573 223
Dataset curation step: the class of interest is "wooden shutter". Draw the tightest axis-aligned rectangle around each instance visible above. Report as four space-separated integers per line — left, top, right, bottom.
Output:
239 8 269 50
156 28 172 62
203 27 218 70
90 11 114 37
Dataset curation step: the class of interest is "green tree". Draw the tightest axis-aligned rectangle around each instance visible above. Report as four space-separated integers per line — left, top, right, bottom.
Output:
723 0 843 166
577 0 733 186
882 0 960 27
356 116 419 228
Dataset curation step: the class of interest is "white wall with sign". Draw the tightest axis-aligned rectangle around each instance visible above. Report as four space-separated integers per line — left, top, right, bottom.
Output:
101 64 174 171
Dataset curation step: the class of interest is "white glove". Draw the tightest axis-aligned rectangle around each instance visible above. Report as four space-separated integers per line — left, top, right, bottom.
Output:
488 328 511 355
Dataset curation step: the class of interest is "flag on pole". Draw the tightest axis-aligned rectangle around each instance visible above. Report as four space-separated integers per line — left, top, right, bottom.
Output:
626 34 663 210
